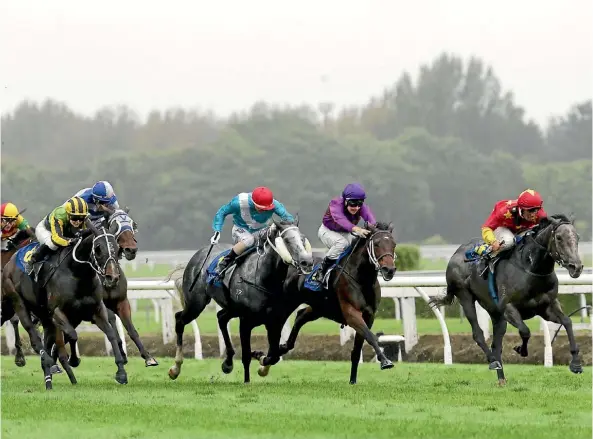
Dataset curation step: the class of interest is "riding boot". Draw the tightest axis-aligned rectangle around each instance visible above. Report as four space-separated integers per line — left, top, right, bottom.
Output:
313 257 334 282
216 249 238 275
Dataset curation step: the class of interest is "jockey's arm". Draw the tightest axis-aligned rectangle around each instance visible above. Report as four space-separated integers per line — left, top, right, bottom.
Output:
359 204 377 225
49 211 70 247
481 208 504 245
272 200 294 222
212 197 239 233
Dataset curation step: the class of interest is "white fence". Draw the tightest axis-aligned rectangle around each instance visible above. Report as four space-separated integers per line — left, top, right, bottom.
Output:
4 273 591 368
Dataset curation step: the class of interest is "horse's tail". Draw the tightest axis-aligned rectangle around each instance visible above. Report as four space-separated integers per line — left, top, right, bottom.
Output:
165 263 187 309
428 286 457 309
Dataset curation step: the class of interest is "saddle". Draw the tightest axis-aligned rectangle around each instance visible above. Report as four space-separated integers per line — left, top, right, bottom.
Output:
17 243 61 285
205 247 257 289
304 246 353 292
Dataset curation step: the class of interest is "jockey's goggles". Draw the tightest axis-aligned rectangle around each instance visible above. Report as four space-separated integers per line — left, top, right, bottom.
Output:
346 199 364 207
523 207 541 213
2 217 17 223
69 215 87 222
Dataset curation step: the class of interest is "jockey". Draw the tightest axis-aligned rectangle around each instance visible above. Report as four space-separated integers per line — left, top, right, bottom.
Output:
1 202 35 252
71 181 120 223
210 186 294 275
28 196 90 265
476 189 547 276
311 183 377 282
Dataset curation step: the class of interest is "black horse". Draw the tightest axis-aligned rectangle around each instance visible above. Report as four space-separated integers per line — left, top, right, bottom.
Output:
2 220 128 390
56 209 157 369
430 214 584 385
262 222 398 384
167 218 314 383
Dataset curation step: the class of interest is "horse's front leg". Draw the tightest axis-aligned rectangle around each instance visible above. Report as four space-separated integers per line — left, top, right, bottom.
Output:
540 298 582 374
106 307 128 365
51 308 78 384
116 299 158 366
93 301 128 384
339 300 393 372
10 316 26 367
217 308 236 374
504 303 531 357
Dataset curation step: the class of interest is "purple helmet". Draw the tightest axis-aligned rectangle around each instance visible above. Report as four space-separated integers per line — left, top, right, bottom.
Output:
342 183 366 200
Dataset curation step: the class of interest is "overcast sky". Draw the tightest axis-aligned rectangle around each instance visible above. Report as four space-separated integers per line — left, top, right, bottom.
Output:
1 0 591 127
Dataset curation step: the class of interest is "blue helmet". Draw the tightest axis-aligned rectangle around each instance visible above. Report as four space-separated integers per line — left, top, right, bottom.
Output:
92 181 116 204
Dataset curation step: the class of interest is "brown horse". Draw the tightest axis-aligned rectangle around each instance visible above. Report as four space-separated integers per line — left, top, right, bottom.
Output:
1 232 36 367
255 222 398 384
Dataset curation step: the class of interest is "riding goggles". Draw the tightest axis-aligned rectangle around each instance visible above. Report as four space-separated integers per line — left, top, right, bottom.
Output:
346 199 364 207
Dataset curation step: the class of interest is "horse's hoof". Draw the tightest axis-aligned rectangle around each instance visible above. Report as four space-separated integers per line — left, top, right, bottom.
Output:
15 357 26 367
570 363 583 374
69 357 81 368
258 366 270 377
380 360 394 370
50 364 63 374
497 378 507 386
349 380 357 385
45 381 53 391
489 361 502 370
221 361 233 374
513 346 522 355
251 350 265 360
168 366 179 380
115 372 128 385
145 357 159 367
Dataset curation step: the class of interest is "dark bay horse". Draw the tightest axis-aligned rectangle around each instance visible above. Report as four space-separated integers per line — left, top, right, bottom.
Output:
1 231 36 367
265 222 398 384
2 220 128 390
167 218 314 383
429 214 584 385
57 209 157 368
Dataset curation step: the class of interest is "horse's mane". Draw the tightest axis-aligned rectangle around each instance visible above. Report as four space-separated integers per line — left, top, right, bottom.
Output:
532 213 573 234
372 222 392 231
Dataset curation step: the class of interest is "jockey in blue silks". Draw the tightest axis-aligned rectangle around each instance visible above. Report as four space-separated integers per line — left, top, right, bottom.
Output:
70 181 121 222
210 186 294 275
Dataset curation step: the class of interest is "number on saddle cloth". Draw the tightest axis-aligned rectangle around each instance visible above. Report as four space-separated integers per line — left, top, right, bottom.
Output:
304 246 353 292
16 242 40 275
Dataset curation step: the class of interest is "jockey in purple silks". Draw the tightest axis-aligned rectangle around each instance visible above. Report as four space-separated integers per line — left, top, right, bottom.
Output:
311 182 377 282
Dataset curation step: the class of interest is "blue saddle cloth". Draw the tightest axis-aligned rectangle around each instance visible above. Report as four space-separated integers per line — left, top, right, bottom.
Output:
303 246 354 292
15 242 40 277
205 247 256 288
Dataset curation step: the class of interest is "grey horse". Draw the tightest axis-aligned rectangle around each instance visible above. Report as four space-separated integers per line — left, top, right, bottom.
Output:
167 218 314 383
430 214 583 385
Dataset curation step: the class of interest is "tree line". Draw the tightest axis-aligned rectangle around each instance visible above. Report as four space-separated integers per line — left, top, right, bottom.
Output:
2 52 591 250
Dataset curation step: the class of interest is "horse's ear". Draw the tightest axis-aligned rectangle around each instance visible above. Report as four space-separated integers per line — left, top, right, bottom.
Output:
124 206 130 214
294 212 299 226
388 222 394 232
569 212 575 224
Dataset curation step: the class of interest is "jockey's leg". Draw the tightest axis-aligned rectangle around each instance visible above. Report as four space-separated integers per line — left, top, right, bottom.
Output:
216 226 255 274
478 227 516 279
313 225 351 282
29 221 58 265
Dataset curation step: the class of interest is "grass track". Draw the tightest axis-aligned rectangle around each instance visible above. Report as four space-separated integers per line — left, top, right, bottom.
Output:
1 357 591 439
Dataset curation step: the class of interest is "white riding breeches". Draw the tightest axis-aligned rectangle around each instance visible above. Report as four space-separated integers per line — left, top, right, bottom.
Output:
0 239 8 251
231 225 265 248
318 224 354 260
35 220 59 250
491 227 516 256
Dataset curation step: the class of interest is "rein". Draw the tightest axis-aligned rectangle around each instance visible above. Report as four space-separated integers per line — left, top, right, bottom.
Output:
332 229 395 289
521 220 572 275
72 230 119 277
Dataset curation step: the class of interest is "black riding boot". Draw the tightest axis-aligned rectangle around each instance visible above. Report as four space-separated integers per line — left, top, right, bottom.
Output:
216 249 238 275
313 257 334 282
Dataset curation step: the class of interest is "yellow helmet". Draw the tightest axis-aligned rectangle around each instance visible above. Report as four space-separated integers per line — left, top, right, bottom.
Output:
64 197 89 219
1 202 20 219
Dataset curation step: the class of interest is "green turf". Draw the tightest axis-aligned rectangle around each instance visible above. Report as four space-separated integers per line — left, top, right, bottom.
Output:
1 357 590 439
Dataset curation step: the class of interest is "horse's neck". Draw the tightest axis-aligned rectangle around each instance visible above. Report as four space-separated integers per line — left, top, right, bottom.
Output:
345 244 376 288
67 236 95 275
518 228 555 275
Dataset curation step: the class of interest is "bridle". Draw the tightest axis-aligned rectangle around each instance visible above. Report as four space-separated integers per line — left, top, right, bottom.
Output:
528 219 574 270
72 229 119 277
264 224 312 274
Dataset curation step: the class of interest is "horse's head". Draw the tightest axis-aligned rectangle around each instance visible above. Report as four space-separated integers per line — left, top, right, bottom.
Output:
104 209 138 261
270 215 314 274
533 214 583 278
85 220 120 288
362 222 397 281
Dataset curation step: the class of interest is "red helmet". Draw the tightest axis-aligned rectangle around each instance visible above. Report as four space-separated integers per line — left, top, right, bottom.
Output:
251 187 275 210
517 189 543 209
